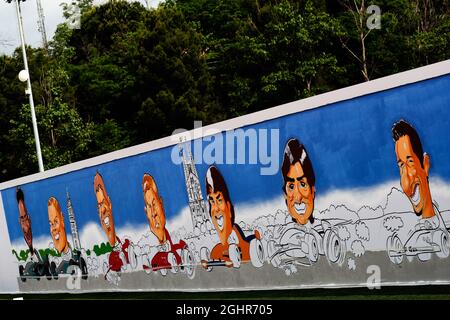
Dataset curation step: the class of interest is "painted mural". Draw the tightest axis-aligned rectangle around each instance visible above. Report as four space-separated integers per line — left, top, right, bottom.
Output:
1 73 450 292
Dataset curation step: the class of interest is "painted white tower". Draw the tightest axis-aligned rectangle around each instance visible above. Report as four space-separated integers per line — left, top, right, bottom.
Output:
66 189 81 251
179 139 209 233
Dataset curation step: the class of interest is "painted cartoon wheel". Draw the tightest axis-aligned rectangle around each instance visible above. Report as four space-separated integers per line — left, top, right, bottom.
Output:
249 238 264 268
103 261 109 275
183 249 196 280
142 254 152 274
159 266 168 276
267 240 281 268
44 262 52 281
19 265 26 282
168 252 179 274
435 230 450 258
417 252 432 262
306 234 319 263
35 262 46 278
69 260 82 278
50 262 58 280
128 244 138 270
229 244 241 268
200 247 213 272
387 235 404 265
324 229 344 264
80 257 88 280
284 266 292 276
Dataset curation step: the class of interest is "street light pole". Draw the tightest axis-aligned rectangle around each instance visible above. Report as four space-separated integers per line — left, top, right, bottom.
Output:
14 0 44 172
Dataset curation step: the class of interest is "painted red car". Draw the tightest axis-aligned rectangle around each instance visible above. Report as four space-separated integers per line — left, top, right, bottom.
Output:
143 230 196 279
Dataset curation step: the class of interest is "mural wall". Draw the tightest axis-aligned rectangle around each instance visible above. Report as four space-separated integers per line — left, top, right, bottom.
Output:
1 71 450 293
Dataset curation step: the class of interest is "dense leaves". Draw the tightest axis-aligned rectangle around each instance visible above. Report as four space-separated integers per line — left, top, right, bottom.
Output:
0 0 448 181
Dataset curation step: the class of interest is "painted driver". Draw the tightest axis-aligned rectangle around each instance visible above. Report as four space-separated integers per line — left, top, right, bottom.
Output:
142 173 189 273
383 119 450 264
202 166 260 269
94 172 135 282
281 138 316 227
392 120 440 226
47 197 72 274
16 187 48 280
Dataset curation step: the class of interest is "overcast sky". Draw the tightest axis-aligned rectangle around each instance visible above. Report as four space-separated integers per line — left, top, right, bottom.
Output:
0 0 161 56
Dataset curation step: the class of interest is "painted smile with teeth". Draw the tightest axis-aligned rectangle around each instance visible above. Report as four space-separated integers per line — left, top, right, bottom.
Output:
294 202 306 215
215 214 224 231
103 216 110 228
54 233 60 240
410 183 421 206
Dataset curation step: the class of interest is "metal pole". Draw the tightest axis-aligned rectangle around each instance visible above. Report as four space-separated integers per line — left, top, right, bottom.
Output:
15 0 44 172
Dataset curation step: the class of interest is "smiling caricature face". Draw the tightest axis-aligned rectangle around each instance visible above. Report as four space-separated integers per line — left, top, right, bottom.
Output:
285 161 315 225
48 198 68 254
144 186 166 244
395 134 432 217
18 199 32 250
95 185 116 246
208 190 233 245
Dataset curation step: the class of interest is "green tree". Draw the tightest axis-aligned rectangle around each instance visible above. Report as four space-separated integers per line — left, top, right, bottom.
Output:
67 0 221 142
259 1 344 103
409 0 450 66
179 0 344 116
8 98 93 173
1 0 449 182
0 47 51 179
336 0 450 81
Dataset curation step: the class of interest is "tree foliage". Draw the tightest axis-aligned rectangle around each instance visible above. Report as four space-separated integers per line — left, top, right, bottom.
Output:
0 0 448 181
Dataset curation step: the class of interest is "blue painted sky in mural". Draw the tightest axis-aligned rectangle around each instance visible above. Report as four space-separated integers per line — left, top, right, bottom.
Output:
2 74 450 243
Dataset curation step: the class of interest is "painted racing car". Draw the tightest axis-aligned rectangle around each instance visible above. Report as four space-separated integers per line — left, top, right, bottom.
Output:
200 228 265 270
387 212 450 264
49 249 88 280
266 220 347 275
142 239 196 279
19 253 52 282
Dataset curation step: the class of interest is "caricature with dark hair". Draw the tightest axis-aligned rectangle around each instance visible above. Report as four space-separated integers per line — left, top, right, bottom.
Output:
93 172 138 284
16 187 51 281
281 138 316 225
392 120 433 219
267 139 347 274
200 166 264 270
387 120 450 264
141 173 195 278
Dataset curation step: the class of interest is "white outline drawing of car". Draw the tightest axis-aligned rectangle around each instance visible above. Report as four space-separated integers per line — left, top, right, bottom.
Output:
266 219 347 274
387 210 450 264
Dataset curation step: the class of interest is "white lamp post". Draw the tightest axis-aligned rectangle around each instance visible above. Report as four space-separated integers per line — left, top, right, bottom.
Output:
13 0 44 173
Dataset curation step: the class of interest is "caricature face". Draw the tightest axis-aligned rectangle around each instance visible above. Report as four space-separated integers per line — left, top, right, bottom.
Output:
18 200 32 249
208 190 232 245
95 186 116 246
285 161 315 225
48 202 68 254
144 187 166 244
395 135 431 216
